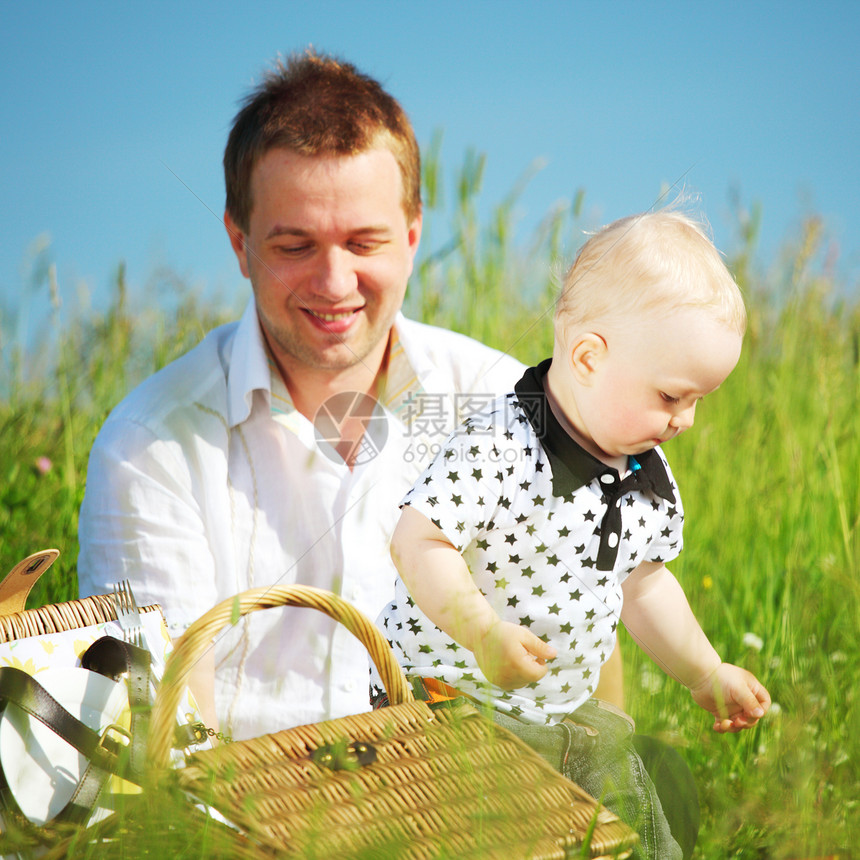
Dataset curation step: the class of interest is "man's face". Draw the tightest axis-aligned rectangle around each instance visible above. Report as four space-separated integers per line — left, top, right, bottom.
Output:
225 147 422 379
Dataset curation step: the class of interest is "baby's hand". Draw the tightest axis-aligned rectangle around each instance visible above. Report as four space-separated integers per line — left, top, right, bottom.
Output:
474 621 556 690
689 662 771 733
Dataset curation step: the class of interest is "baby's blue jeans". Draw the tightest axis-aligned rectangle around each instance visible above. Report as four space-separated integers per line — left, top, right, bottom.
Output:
491 699 685 860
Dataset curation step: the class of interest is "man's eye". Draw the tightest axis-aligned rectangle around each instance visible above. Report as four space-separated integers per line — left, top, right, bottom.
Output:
277 245 311 256
660 392 680 404
350 239 386 254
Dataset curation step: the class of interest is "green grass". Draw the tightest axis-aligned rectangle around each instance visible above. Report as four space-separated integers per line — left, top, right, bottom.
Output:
1 149 857 857
626 260 860 857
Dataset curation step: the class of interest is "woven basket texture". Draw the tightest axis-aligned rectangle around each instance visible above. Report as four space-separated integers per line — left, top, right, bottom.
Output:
176 699 636 859
0 593 160 641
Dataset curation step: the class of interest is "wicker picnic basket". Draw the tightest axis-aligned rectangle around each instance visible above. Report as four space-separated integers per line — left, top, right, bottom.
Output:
0 550 164 644
0 549 203 857
148 585 638 860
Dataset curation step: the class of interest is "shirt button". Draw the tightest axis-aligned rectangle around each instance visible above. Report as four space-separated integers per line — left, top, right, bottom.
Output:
344 680 356 692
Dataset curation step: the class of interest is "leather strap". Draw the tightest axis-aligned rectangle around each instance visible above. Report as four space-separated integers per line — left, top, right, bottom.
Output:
0 636 154 830
82 636 201 755
0 667 125 768
81 636 151 782
0 634 198 831
0 666 126 827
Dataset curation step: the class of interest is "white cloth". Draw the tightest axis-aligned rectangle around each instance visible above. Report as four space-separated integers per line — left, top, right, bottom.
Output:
78 298 523 740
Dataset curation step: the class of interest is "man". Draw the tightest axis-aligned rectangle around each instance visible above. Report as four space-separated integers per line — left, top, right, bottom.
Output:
77 50 524 741
77 49 691 854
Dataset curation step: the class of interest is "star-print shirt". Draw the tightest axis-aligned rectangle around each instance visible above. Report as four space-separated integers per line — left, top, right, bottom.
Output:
376 359 685 725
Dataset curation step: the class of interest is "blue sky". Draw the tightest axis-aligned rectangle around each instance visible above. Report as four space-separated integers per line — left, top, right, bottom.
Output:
3 0 858 339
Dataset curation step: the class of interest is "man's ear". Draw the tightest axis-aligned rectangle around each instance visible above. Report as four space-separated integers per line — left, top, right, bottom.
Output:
568 333 608 384
224 211 250 279
404 209 423 279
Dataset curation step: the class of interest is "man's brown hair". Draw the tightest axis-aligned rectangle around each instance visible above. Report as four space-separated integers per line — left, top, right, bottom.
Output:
224 49 421 232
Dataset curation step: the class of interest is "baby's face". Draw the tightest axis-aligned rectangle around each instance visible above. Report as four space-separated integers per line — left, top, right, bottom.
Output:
573 307 743 462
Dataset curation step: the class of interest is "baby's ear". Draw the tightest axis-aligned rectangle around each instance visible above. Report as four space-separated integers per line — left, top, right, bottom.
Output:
569 333 607 384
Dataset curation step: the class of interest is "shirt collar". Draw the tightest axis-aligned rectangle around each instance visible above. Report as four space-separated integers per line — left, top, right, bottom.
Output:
378 322 426 418
513 358 676 504
226 297 272 428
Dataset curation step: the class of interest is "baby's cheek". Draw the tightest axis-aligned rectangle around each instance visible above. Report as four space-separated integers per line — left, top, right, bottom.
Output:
615 406 652 438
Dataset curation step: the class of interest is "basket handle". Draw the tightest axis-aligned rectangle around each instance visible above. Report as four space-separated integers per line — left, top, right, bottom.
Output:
147 585 414 769
0 548 60 616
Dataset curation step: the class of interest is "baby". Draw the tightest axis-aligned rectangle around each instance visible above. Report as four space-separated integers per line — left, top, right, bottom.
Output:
376 210 771 858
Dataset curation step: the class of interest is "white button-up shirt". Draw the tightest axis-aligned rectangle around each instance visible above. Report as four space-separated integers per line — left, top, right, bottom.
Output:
78 299 522 740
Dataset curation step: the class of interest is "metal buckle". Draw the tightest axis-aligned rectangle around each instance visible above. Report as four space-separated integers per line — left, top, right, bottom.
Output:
311 740 377 771
98 722 132 751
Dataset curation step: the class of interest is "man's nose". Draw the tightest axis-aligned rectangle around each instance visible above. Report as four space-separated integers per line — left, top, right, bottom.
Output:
312 248 357 300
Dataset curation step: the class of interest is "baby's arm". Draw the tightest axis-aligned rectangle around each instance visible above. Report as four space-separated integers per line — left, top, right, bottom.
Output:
621 561 770 733
390 505 556 689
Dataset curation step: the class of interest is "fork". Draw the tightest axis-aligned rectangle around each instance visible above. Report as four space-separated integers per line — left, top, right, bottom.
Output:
113 579 145 649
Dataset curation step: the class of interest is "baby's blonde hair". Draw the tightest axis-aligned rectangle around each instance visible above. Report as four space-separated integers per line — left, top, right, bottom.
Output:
554 209 746 341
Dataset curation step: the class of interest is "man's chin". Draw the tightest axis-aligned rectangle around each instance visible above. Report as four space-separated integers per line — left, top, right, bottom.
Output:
297 348 372 373
263 315 395 379
285 337 383 375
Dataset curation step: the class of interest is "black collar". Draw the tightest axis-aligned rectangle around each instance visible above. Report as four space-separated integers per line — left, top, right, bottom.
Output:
513 359 676 504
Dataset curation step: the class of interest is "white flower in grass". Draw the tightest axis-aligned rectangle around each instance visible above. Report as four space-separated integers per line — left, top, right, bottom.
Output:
742 632 764 652
830 651 847 664
769 702 782 717
640 666 663 694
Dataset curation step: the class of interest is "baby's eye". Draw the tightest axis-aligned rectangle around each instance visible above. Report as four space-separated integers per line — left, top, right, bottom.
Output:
660 392 680 404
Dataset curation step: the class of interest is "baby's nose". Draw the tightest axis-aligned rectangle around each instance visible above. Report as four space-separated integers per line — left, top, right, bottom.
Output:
670 401 697 431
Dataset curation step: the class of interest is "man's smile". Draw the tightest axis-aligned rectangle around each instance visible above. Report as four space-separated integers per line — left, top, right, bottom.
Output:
306 309 358 322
